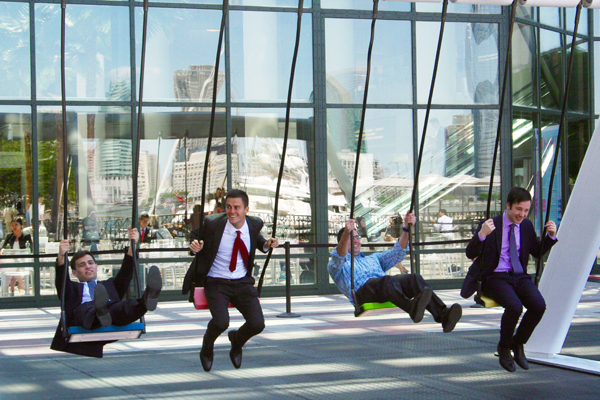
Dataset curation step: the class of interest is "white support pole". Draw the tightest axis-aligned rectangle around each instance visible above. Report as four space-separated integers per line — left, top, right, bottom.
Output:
526 119 600 375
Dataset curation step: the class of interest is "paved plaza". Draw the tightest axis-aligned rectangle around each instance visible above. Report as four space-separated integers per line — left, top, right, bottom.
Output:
1 284 599 400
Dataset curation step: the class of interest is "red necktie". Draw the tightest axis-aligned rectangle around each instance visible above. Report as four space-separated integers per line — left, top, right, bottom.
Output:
141 228 145 242
230 230 249 272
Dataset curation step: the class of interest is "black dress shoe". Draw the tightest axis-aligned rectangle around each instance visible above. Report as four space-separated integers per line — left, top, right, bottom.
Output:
409 287 432 323
199 347 214 372
94 283 112 328
442 303 462 333
228 330 243 369
511 343 529 370
143 266 163 311
497 344 516 372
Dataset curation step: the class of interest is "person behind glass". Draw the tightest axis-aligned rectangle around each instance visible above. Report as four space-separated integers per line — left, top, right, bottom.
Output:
384 214 403 242
328 212 462 332
0 217 33 296
183 189 279 372
465 187 557 373
433 209 454 240
50 227 163 358
81 211 100 252
138 211 155 244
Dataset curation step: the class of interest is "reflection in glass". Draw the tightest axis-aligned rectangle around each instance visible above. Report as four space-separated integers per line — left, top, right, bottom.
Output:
0 2 30 99
566 7 587 35
416 2 501 14
540 29 563 110
325 18 412 104
539 6 562 29
136 7 224 102
567 41 589 113
512 23 536 107
229 10 313 103
322 0 409 11
35 4 130 101
417 22 499 105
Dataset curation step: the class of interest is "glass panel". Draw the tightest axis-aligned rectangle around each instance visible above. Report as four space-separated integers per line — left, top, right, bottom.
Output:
322 0 409 11
326 108 413 243
595 9 600 36
236 0 312 6
539 6 561 28
417 108 502 242
36 106 133 255
566 7 587 35
35 4 130 101
596 41 600 115
416 2 501 14
567 119 590 194
0 3 30 99
540 29 563 110
325 18 412 104
539 116 563 228
416 22 499 105
135 7 224 103
229 10 313 103
512 112 534 191
512 23 536 107
567 40 589 113
515 4 536 21
0 106 34 297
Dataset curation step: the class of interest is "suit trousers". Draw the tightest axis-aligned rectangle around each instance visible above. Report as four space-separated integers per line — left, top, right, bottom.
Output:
203 275 265 347
356 274 447 322
74 299 146 330
483 272 546 348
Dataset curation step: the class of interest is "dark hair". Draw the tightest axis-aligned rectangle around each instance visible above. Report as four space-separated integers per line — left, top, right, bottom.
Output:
140 211 150 219
337 227 361 243
11 217 24 227
70 250 96 270
506 187 531 207
226 189 249 208
439 209 447 215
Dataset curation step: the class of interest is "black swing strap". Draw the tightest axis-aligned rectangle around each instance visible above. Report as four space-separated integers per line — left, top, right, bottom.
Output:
534 3 582 285
349 0 379 309
472 1 518 305
406 0 449 275
257 0 305 296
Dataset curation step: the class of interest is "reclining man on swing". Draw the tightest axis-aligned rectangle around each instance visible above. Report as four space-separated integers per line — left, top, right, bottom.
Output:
50 227 163 358
465 187 557 372
328 211 462 332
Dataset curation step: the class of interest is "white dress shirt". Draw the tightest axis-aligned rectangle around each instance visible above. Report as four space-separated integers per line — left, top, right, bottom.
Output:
208 220 251 280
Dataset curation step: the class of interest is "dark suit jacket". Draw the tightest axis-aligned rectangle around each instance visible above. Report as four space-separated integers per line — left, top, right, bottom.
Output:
50 255 135 358
182 213 267 296
138 227 155 244
461 215 557 298
2 233 32 249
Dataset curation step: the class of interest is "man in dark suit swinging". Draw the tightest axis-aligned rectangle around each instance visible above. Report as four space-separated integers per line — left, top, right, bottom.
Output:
51 227 162 358
138 211 155 244
465 187 557 372
183 189 279 372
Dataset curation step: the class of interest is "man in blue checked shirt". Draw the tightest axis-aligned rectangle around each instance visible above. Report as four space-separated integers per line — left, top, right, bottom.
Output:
328 212 462 332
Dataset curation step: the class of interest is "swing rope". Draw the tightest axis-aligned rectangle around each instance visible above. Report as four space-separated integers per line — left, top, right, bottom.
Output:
257 0 305 296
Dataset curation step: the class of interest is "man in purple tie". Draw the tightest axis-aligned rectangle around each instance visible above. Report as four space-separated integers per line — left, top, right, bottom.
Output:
183 189 278 371
466 187 557 372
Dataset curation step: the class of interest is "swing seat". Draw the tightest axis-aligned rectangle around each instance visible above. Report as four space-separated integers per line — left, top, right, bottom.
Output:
68 322 145 343
194 287 233 310
476 294 500 308
355 301 396 317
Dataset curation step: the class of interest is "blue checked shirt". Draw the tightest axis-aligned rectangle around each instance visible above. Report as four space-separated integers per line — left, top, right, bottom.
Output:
328 241 408 304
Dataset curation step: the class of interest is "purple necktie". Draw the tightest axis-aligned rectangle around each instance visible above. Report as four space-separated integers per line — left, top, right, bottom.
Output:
509 224 524 274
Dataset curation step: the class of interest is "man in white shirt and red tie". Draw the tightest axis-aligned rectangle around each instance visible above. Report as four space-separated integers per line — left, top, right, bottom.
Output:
183 189 278 372
139 211 154 244
465 187 557 372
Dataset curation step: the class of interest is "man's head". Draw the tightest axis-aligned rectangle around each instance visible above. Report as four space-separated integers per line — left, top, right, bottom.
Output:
337 227 362 257
438 209 447 217
70 250 98 282
140 211 150 229
506 187 532 224
226 189 249 229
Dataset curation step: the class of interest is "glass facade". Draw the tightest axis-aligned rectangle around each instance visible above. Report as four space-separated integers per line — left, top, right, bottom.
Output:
0 1 595 307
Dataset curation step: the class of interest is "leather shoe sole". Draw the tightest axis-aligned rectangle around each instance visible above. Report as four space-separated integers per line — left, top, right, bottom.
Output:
94 283 112 327
143 266 162 311
442 303 462 333
228 330 243 369
409 287 432 323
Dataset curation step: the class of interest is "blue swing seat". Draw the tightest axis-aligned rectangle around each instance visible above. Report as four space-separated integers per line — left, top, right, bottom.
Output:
68 322 145 343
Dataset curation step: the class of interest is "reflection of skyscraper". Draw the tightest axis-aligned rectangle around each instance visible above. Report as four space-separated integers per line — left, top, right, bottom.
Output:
173 65 225 111
138 150 157 203
96 140 133 203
